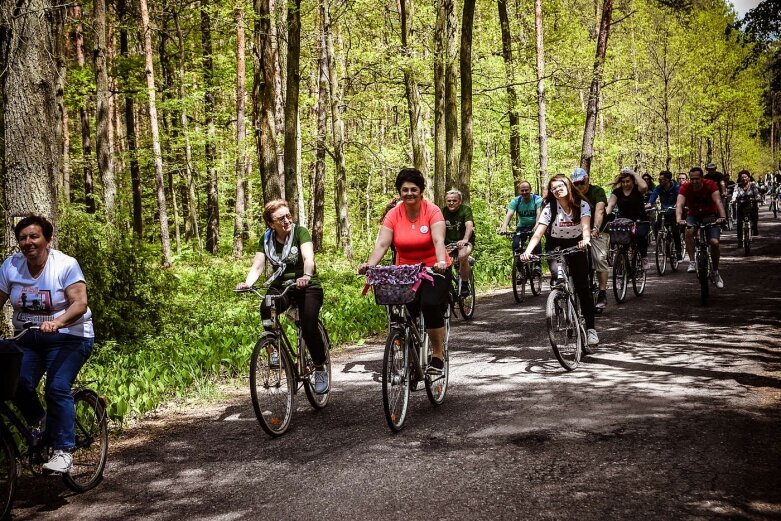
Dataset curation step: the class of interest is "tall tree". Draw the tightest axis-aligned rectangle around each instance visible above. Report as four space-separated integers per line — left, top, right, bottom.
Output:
201 1 219 253
139 0 173 266
580 0 614 174
283 0 302 220
433 0 447 204
444 0 459 191
533 0 549 189
0 0 63 246
71 4 96 214
458 0 475 202
234 4 249 258
94 0 117 220
497 0 522 193
312 1 329 251
399 0 429 182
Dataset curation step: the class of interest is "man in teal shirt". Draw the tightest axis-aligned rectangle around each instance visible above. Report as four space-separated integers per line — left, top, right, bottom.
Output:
442 188 474 295
500 181 543 254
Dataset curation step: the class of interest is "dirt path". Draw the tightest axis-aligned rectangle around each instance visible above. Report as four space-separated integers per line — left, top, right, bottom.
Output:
10 207 781 521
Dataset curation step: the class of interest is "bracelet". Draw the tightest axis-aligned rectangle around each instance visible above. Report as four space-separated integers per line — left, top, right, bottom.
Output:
303 273 313 277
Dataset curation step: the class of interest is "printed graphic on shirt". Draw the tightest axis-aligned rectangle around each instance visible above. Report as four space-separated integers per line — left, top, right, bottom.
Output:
18 288 52 313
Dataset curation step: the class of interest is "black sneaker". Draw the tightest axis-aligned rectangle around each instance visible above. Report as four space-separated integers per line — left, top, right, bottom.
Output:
596 291 607 309
459 285 471 298
426 356 445 375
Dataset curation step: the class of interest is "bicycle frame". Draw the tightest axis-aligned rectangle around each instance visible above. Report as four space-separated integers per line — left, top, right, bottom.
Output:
385 304 429 387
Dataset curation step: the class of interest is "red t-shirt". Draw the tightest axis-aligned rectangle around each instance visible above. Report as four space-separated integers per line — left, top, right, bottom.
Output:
383 199 449 267
679 179 720 217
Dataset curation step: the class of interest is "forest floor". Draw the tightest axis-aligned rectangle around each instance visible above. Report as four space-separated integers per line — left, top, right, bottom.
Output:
10 207 781 520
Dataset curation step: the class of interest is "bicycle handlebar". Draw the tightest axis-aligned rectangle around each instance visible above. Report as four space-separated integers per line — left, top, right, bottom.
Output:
2 323 41 342
234 280 297 299
521 245 583 261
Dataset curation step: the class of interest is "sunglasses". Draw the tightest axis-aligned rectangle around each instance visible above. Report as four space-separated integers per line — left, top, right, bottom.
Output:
273 214 293 223
573 181 586 187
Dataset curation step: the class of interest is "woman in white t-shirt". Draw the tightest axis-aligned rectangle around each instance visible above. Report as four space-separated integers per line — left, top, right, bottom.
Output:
0 215 94 474
520 175 599 346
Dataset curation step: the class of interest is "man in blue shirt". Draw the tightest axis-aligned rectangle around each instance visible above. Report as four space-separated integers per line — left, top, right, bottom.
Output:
646 170 682 260
500 181 543 254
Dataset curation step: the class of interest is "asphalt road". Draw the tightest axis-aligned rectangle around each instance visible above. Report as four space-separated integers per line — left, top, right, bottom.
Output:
10 207 781 520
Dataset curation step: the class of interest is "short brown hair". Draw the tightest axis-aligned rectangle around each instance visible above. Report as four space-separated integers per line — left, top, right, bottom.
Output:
14 214 54 242
262 199 290 227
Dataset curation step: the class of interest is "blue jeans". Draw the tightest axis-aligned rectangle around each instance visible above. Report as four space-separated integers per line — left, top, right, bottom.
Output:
13 332 94 451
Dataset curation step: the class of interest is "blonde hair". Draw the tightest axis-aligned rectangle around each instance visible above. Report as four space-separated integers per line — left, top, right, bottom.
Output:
445 188 463 200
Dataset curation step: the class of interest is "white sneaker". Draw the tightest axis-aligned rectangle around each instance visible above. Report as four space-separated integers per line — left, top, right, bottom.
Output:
42 450 72 474
687 261 696 273
313 369 329 395
641 257 650 270
712 271 724 289
587 329 599 346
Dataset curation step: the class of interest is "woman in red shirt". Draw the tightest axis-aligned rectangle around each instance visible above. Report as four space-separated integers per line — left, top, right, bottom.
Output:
359 168 450 374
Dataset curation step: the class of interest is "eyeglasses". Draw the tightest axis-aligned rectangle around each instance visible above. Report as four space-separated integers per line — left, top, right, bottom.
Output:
273 214 293 223
519 189 531 193
573 181 586 187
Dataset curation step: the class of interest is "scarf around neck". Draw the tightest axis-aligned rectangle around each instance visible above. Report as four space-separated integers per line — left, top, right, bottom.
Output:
263 225 297 285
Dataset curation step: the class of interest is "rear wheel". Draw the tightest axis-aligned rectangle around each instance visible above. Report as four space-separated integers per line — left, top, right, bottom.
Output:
382 330 410 432
425 304 450 406
655 232 667 276
545 289 581 371
303 321 332 409
0 434 17 520
458 271 476 319
773 199 778 219
612 251 628 303
511 259 525 303
63 390 109 492
530 265 543 296
250 337 294 437
632 250 647 296
743 221 751 256
669 236 680 272
696 249 710 305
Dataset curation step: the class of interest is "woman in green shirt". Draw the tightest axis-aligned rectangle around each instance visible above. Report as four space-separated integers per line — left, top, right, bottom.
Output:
236 199 328 394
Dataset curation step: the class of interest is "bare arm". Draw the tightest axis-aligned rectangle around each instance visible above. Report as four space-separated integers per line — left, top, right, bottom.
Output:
500 209 514 233
593 201 606 233
237 252 266 289
605 193 618 216
41 282 88 333
521 223 548 258
461 221 474 244
297 241 316 288
712 190 726 219
675 194 686 224
431 221 448 270
362 227 394 268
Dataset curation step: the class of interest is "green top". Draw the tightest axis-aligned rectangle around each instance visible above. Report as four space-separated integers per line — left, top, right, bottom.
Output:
583 185 608 231
441 204 476 245
258 225 322 289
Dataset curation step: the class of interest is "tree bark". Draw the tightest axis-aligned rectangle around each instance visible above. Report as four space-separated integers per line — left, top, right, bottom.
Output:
458 0 475 202
159 7 181 255
399 0 429 184
201 1 219 253
0 0 63 247
234 5 249 258
93 0 117 220
579 0 613 174
498 0 522 194
62 105 71 202
253 0 283 204
140 0 173 266
283 0 301 221
71 5 95 214
444 0 459 191
312 4 328 251
533 0 549 189
433 0 446 205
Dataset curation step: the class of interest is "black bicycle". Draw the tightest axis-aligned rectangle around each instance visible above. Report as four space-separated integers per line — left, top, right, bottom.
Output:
1 325 108 520
608 219 649 303
446 244 475 319
235 282 332 437
654 209 681 276
688 218 721 305
499 231 542 303
735 195 754 256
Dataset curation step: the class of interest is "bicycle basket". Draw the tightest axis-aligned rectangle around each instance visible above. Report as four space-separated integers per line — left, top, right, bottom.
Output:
0 342 23 400
606 218 636 245
365 264 424 305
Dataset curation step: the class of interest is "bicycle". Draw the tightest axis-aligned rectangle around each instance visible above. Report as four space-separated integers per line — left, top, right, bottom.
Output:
735 196 755 256
769 187 779 219
524 246 588 371
607 219 649 303
688 218 721 305
1 325 108 519
365 265 450 432
235 282 332 437
498 231 542 303
654 209 681 276
446 243 475 320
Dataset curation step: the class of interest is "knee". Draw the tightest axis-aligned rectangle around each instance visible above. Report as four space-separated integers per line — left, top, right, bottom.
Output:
45 378 73 401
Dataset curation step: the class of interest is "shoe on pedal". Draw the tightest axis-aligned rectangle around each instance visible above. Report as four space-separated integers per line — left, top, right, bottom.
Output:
687 261 696 273
459 285 471 298
587 329 599 347
711 271 724 289
42 450 72 474
641 257 650 270
313 368 329 394
426 356 445 376
595 291 607 310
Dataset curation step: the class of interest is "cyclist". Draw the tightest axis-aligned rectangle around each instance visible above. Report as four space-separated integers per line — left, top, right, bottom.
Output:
237 199 329 394
705 162 726 196
571 168 609 311
605 167 650 270
676 166 726 288
731 170 760 247
641 173 656 203
359 168 450 375
646 170 682 260
500 180 543 272
0 214 94 474
441 188 474 296
678 172 689 186
520 175 598 346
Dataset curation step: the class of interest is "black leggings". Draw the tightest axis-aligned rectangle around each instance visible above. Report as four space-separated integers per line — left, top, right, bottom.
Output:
547 237 596 330
261 286 327 366
735 202 758 243
406 271 450 330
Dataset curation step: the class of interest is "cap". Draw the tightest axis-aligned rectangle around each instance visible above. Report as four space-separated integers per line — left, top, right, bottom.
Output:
571 168 588 182
620 166 635 175
705 162 717 169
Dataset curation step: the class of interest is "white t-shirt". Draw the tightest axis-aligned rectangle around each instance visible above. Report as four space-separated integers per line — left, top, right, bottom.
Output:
539 200 591 239
0 249 94 337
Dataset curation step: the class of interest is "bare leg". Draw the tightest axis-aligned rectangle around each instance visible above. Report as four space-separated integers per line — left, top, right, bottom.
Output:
428 327 445 360
710 239 720 270
685 228 695 260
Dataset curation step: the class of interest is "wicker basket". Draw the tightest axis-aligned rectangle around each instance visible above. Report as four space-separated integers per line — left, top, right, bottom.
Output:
366 264 423 306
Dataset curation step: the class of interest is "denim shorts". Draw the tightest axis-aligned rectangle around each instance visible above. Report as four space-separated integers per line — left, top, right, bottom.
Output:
686 215 721 241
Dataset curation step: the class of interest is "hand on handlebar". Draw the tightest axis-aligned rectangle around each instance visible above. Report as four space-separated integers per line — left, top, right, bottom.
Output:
578 238 591 250
433 260 447 272
39 321 61 334
235 282 250 291
519 252 535 262
357 262 371 275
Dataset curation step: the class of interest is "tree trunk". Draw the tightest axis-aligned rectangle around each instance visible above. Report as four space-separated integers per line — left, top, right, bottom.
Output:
140 0 173 266
234 5 249 258
312 3 328 251
253 0 283 204
458 0 475 202
201 1 219 253
62 106 71 202
444 0 459 191
93 0 117 220
579 0 613 174
433 0 446 205
399 0 429 184
533 0 549 189
71 5 96 214
272 0 286 182
498 0 522 194
283 0 301 221
324 2 352 258
0 0 63 247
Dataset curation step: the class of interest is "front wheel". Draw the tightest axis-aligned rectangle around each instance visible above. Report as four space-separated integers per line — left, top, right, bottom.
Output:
63 390 109 493
612 251 629 303
382 330 411 432
458 271 476 320
743 221 751 256
425 304 450 406
511 258 525 303
655 232 667 276
669 237 680 272
303 321 332 409
632 250 647 296
250 337 294 437
545 289 581 371
696 250 710 305
0 434 17 520
529 267 543 296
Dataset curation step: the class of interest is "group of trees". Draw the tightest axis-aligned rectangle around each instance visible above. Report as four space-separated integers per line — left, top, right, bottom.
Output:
1 0 778 264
